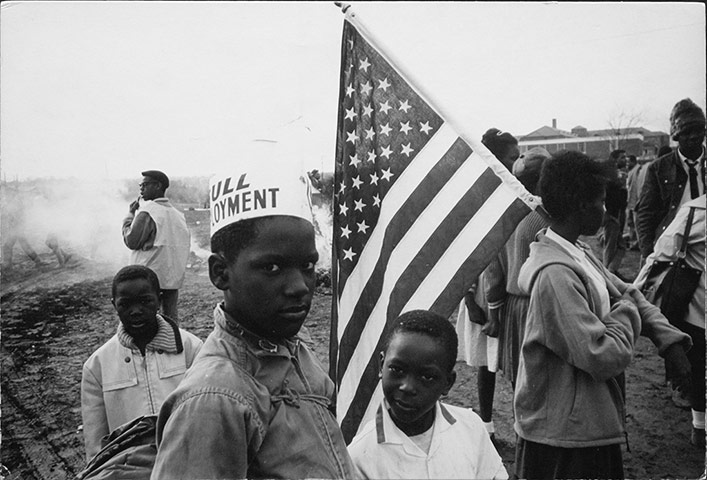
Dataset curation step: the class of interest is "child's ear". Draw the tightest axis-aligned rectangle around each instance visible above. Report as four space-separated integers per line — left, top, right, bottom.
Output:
208 253 230 291
442 370 456 396
111 297 116 309
378 351 386 378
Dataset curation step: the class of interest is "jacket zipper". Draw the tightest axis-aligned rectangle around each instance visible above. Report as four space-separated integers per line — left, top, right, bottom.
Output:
142 351 155 414
609 376 630 452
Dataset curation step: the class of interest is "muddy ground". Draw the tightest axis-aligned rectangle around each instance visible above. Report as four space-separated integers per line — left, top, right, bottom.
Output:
1 208 705 479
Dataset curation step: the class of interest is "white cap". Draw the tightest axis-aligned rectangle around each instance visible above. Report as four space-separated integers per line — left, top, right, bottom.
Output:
209 140 314 237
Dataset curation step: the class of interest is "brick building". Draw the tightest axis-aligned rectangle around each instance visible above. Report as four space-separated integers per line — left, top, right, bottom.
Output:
518 119 670 162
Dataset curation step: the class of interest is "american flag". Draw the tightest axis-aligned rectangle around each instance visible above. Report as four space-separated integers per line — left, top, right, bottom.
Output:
330 14 536 443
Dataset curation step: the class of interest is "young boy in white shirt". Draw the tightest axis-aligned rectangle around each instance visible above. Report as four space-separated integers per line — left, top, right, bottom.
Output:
348 309 508 479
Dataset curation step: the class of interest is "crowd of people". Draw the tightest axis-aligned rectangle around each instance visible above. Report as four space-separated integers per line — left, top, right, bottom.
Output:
455 98 704 479
23 97 700 479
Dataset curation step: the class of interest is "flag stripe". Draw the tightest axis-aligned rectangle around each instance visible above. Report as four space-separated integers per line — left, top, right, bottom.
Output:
336 165 499 383
385 173 509 318
429 197 531 316
336 123 462 330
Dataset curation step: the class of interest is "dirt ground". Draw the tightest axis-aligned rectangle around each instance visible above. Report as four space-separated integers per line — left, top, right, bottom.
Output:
1 209 705 479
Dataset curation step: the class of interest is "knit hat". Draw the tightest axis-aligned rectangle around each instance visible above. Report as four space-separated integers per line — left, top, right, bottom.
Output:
481 128 518 158
209 140 313 237
670 98 706 140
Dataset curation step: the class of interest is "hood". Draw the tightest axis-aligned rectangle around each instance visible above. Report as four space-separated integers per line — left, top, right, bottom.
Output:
517 230 582 296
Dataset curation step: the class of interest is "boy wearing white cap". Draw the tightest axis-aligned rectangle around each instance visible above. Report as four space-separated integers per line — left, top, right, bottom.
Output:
151 148 356 479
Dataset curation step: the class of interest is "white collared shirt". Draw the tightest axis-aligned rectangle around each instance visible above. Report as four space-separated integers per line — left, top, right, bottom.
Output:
678 147 705 205
545 228 610 318
348 401 508 479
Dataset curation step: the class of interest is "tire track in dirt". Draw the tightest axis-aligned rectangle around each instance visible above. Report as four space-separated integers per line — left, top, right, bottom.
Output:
1 349 76 480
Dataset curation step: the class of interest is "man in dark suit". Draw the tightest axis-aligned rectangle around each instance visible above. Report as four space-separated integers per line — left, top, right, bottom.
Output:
636 98 705 260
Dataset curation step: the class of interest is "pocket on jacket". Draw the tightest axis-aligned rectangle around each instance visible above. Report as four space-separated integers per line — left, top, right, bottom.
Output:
102 376 138 392
101 354 139 392
156 353 187 379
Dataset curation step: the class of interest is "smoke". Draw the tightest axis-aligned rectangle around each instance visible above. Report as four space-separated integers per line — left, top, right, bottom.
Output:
190 236 211 261
311 203 333 275
1 178 132 272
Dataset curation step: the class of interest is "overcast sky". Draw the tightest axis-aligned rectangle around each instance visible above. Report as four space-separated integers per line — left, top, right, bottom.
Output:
1 1 705 181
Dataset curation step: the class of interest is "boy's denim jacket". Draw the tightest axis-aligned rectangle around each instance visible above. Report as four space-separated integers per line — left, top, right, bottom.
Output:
151 304 356 479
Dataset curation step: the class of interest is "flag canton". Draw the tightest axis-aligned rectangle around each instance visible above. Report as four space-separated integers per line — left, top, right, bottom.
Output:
335 21 444 279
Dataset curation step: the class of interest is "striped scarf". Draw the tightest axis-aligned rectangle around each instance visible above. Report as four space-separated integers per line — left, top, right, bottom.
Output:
116 314 182 353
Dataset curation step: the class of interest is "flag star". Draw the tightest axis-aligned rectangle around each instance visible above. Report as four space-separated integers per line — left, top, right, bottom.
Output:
400 121 412 135
367 150 376 162
362 103 373 117
369 171 380 185
341 224 352 239
346 130 359 144
398 99 411 113
381 168 394 181
339 201 349 216
343 247 356 261
372 194 381 207
357 220 370 234
349 154 361 168
378 77 391 92
352 176 363 189
420 121 432 134
347 39 354 49
401 143 414 157
359 57 370 72
361 81 373 96
380 123 392 136
346 84 355 97
379 101 392 114
380 145 393 159
365 127 375 140
354 198 366 212
339 182 346 194
345 107 357 121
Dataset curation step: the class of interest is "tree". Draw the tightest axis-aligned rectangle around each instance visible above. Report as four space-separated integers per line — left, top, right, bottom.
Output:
605 108 644 151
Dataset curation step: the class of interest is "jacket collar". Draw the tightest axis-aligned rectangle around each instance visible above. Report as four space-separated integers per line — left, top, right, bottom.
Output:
213 303 299 355
117 314 182 353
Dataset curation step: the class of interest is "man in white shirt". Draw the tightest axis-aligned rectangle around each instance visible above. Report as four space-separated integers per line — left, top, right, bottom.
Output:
122 170 190 321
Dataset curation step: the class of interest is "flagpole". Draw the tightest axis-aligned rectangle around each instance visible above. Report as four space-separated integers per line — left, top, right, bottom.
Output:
334 2 541 210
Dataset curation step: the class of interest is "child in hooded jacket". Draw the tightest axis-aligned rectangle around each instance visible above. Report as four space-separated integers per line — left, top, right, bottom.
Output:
514 150 691 479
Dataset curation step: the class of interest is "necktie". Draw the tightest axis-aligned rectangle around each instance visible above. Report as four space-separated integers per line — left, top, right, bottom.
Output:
685 159 700 199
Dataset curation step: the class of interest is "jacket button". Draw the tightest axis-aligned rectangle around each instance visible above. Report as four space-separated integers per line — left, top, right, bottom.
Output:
124 357 131 363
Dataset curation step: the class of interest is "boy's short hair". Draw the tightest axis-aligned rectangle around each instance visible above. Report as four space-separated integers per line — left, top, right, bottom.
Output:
210 217 264 261
386 310 458 373
538 150 608 223
112 265 161 298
